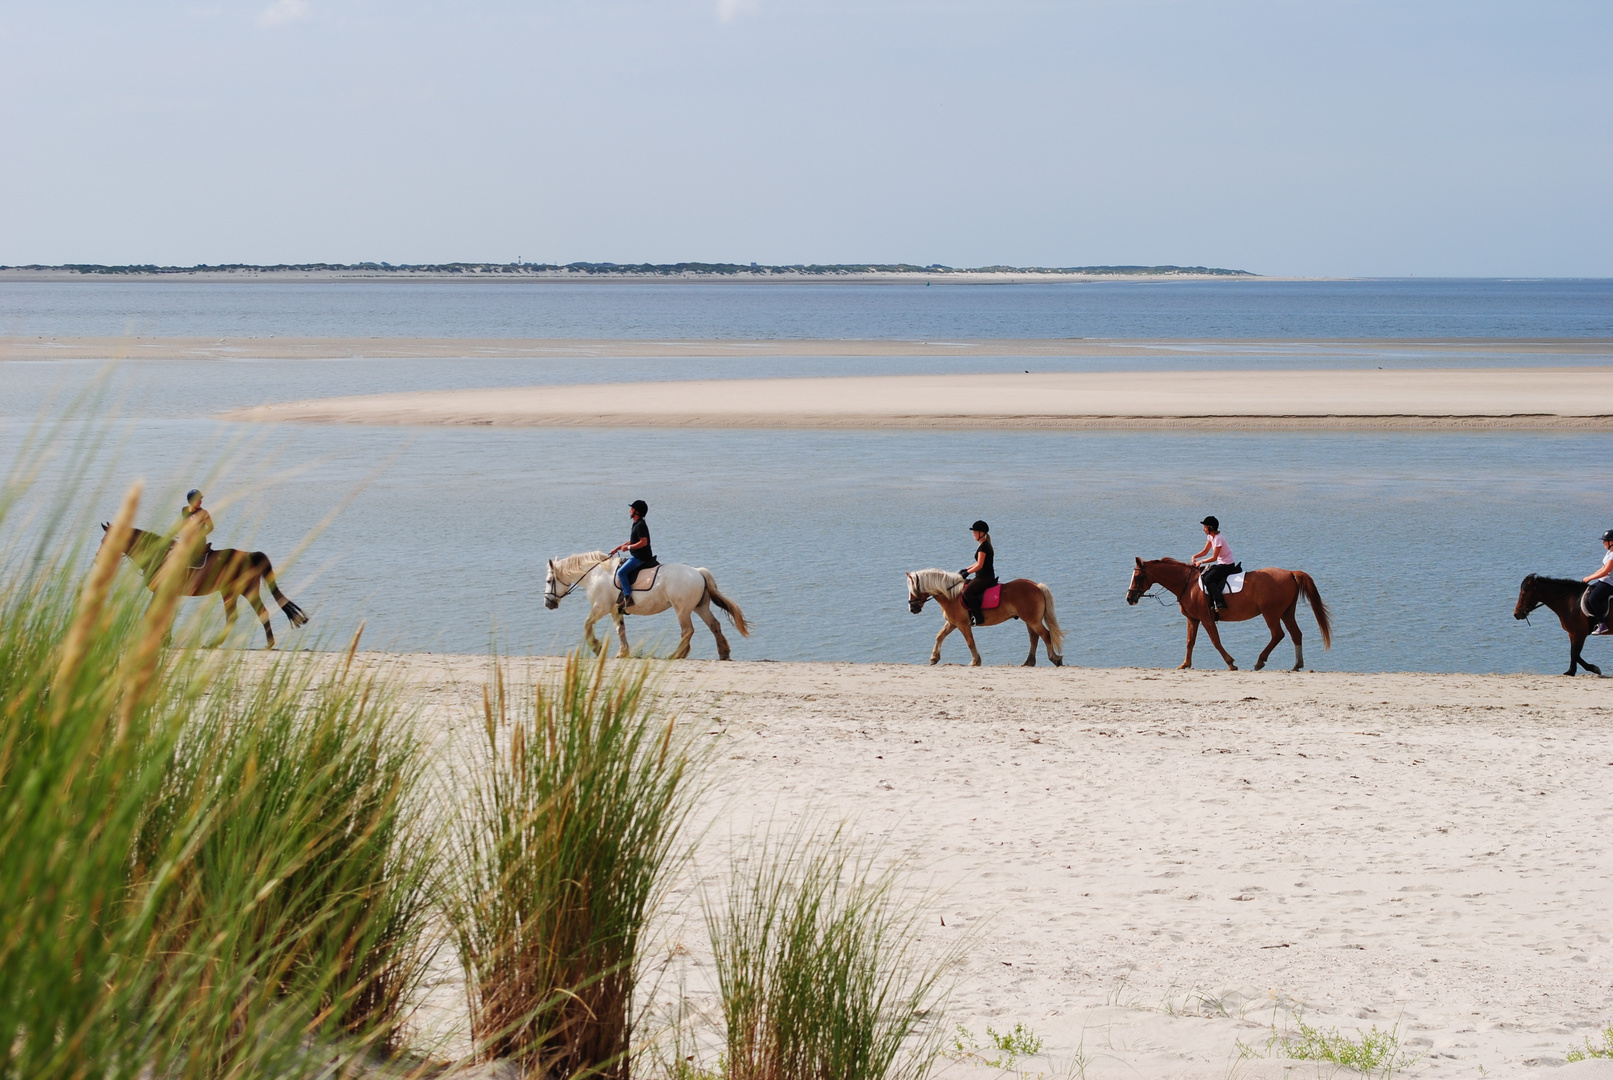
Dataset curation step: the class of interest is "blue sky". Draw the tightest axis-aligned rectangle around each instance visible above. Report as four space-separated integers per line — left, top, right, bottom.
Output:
1 0 1608 275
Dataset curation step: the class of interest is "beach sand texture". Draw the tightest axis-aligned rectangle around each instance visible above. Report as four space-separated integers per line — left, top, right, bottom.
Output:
391 656 1613 1078
225 368 1613 430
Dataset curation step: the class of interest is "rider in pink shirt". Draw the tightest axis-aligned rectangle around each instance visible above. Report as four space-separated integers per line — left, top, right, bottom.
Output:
1191 515 1239 613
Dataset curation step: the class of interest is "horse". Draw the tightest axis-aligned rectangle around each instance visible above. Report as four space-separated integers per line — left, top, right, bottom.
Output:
1513 574 1603 676
905 569 1063 667
1125 556 1330 671
100 524 309 648
544 551 749 660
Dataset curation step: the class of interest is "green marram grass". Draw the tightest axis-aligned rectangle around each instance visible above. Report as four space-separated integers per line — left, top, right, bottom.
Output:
451 651 704 1078
0 471 441 1079
705 822 958 1080
1566 1025 1613 1062
1241 1013 1419 1078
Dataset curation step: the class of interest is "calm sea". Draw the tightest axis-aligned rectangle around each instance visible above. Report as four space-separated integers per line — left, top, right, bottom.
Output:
2 279 1609 673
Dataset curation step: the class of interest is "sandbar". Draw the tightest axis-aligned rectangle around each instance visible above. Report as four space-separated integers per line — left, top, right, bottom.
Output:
391 655 1613 1077
224 367 1613 431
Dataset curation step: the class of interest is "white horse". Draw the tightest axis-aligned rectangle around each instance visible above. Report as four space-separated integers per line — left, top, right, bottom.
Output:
544 550 750 660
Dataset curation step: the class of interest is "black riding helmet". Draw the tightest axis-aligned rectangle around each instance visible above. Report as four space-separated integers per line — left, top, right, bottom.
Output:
630 500 648 516
970 520 989 533
186 489 203 506
1201 516 1220 531
1602 529 1613 543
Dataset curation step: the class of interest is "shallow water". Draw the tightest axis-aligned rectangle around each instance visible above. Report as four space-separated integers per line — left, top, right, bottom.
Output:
2 279 1608 673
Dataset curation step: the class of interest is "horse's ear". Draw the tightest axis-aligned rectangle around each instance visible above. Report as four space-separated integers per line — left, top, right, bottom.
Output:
101 522 109 532
1134 556 1143 567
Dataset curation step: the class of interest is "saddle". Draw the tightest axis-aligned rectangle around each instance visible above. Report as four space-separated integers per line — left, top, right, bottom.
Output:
1199 564 1246 595
1581 586 1609 620
628 565 660 592
980 584 1002 610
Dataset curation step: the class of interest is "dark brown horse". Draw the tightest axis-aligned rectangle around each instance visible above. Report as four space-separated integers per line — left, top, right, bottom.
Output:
1513 574 1603 676
1126 557 1331 671
906 568 1064 666
101 524 309 648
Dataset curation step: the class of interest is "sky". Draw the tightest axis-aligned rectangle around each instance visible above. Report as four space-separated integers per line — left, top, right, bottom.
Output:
0 0 1609 276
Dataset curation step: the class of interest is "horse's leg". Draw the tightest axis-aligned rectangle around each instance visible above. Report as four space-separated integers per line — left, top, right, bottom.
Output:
245 585 274 649
216 593 238 648
672 606 695 660
1201 615 1238 670
582 610 605 655
1281 606 1306 670
1023 620 1039 666
959 622 982 666
930 620 954 665
696 600 732 660
1254 609 1285 671
1180 618 1200 669
614 612 631 658
1568 631 1601 676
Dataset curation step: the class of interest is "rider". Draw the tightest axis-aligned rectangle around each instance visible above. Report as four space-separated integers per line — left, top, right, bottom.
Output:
959 519 998 626
1584 529 1613 635
610 499 658 610
1191 515 1239 614
180 489 214 569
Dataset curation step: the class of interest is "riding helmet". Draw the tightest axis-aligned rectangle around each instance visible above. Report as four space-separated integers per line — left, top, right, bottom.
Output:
1200 516 1220 531
1602 529 1613 543
970 520 989 533
630 499 649 516
186 489 203 505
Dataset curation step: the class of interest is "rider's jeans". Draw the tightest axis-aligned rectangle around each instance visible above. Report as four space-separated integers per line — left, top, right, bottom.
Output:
616 556 646 601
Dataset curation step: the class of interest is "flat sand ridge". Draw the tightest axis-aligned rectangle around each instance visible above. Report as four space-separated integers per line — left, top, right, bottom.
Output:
5 335 1611 362
225 367 1613 430
387 657 1613 1078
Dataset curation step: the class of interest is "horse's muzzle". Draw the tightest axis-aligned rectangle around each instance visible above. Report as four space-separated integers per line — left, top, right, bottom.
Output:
908 600 924 614
544 599 558 610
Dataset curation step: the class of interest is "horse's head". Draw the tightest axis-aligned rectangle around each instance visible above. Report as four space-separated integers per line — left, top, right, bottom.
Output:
1514 573 1540 620
1125 557 1150 605
544 559 561 609
907 572 926 614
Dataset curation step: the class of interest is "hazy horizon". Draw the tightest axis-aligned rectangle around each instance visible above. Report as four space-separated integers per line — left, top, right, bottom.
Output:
1 1 1608 278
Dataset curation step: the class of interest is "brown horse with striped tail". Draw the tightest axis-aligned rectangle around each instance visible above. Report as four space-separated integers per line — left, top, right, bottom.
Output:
1125 556 1331 671
906 569 1064 666
100 524 309 648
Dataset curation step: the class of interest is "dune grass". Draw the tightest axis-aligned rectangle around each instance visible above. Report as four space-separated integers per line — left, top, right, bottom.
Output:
705 823 957 1080
0 479 440 1079
451 651 703 1078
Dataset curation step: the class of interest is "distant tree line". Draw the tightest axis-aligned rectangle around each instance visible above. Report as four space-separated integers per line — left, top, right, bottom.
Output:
0 261 1254 277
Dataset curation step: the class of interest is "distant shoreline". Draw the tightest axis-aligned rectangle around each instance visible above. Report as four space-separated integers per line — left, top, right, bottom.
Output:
0 264 1258 285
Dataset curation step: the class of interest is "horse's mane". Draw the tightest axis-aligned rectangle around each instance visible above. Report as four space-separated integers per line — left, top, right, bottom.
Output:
909 568 965 599
1150 556 1190 566
551 550 614 580
1524 574 1586 592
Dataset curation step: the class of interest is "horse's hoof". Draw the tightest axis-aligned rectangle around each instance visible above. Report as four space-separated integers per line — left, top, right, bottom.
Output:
1254 661 1266 671
1177 662 1192 670
929 657 939 666
1052 656 1064 667
1227 665 1239 671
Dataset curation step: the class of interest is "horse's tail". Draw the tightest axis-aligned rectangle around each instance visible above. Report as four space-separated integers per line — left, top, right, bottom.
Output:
1294 571 1330 649
1037 582 1065 655
262 555 310 628
700 568 749 637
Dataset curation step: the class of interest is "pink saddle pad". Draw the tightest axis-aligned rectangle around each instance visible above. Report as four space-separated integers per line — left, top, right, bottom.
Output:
632 566 660 591
981 584 1002 609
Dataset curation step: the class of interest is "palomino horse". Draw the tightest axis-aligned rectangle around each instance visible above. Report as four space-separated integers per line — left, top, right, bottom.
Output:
1126 557 1330 671
101 524 309 648
1513 574 1603 676
544 551 749 659
905 569 1063 667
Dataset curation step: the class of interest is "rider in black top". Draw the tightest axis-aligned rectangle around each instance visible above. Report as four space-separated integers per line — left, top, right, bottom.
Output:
960 519 998 626
611 500 658 608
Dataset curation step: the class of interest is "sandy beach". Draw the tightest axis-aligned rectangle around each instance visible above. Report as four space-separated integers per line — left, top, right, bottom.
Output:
224 367 1613 430
389 655 1613 1078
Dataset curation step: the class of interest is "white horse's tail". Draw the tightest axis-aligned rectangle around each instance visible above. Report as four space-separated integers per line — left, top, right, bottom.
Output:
699 568 750 637
1037 582 1065 655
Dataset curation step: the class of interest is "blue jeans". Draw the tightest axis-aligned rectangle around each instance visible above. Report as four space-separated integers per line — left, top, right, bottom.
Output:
616 556 646 604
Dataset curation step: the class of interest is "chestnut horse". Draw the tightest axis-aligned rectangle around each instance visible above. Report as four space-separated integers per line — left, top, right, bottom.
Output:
906 568 1063 666
1513 574 1602 676
100 524 309 648
1125 557 1330 671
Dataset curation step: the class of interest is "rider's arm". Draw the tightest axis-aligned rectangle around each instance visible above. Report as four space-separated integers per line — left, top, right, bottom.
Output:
1586 561 1612 583
1191 538 1213 564
961 551 984 576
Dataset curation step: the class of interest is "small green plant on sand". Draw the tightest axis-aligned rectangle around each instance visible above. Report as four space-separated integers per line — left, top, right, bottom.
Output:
1240 1013 1419 1077
1567 1024 1613 1062
949 1021 1044 1070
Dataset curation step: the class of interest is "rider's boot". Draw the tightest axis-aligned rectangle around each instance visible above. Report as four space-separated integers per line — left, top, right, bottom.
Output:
1595 621 1611 636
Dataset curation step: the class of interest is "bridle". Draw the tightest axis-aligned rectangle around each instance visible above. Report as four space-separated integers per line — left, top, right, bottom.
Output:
1127 564 1181 608
546 554 616 605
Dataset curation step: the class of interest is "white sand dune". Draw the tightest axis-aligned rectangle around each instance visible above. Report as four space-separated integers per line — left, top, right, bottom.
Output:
387 655 1613 1078
226 368 1613 430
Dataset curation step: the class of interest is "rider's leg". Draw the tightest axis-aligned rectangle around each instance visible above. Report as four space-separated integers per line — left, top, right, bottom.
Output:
616 557 643 608
1592 582 1613 634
